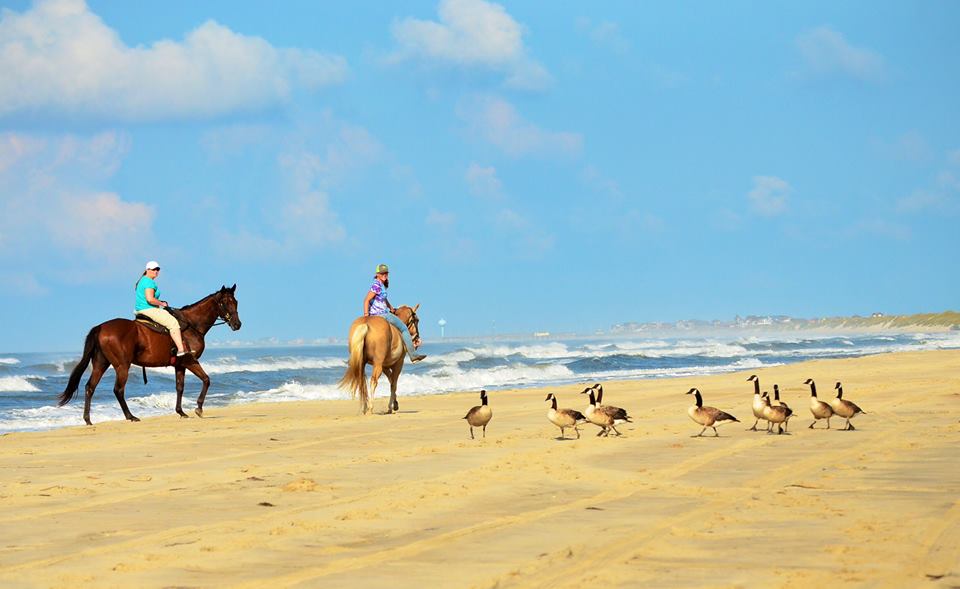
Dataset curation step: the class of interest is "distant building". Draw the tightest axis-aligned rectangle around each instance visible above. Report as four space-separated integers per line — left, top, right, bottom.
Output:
871 312 884 318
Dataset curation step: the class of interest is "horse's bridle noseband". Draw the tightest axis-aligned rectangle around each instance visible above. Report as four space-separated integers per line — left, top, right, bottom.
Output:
217 297 234 325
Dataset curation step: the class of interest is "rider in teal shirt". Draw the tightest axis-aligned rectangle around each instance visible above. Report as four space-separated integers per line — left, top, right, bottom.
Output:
135 276 159 311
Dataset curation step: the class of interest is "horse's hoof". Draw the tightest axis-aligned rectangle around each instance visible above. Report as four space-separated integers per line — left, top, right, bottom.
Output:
128 416 140 422
195 407 204 418
178 412 190 419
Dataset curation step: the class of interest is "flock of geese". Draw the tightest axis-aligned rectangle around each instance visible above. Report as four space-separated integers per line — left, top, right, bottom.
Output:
463 375 865 440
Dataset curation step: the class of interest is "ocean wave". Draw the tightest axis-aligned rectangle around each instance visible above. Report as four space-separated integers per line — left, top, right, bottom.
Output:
138 356 347 377
0 401 172 432
201 357 345 375
462 342 574 360
233 381 349 404
0 376 43 392
0 357 20 365
566 357 774 385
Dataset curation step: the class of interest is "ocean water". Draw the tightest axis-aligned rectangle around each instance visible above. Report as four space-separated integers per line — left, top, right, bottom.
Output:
1 331 958 434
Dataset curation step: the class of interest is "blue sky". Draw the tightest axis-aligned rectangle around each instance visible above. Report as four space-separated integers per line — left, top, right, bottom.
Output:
1 0 958 352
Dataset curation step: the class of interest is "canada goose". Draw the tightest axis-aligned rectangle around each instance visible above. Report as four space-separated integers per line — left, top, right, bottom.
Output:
803 378 833 429
545 393 587 439
581 387 632 436
773 384 792 432
462 389 492 439
831 382 865 431
591 383 604 405
685 388 739 437
761 392 792 435
747 375 766 431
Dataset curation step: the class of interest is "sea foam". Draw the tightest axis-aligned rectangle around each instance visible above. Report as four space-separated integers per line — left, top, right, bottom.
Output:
0 376 42 392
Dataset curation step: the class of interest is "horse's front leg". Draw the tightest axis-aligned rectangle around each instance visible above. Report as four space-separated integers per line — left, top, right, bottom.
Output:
185 362 211 417
112 364 139 422
388 366 401 413
174 366 188 418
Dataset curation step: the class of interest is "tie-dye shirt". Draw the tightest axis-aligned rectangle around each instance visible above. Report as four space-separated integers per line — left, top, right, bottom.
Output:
368 279 389 315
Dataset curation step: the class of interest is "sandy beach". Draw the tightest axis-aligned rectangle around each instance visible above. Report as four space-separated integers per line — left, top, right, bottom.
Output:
1 349 958 588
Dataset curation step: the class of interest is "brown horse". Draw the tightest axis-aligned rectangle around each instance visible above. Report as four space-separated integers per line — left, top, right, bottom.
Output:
339 304 422 414
58 285 242 425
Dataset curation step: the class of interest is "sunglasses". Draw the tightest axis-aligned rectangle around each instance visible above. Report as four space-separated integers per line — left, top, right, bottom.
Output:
149 267 161 271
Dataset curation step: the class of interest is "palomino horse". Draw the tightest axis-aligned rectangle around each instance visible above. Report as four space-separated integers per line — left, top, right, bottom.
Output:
339 304 422 414
58 285 242 425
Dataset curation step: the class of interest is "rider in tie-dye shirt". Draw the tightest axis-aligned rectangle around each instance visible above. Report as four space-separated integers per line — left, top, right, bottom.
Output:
364 263 426 363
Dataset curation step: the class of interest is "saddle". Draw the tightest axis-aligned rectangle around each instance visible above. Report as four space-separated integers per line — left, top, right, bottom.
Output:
135 308 189 334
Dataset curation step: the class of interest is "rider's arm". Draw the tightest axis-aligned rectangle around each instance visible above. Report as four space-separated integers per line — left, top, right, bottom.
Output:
144 288 167 308
363 291 375 316
385 298 395 313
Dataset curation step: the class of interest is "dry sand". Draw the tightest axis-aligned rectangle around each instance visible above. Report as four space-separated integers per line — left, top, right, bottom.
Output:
1 349 958 588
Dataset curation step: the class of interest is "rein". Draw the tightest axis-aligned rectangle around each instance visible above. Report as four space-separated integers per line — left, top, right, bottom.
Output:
174 295 232 333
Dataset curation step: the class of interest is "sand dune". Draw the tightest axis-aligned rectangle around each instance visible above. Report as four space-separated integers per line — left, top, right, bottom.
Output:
1 349 958 588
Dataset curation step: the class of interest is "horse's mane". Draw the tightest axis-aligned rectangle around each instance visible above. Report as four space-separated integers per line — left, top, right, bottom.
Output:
179 290 221 311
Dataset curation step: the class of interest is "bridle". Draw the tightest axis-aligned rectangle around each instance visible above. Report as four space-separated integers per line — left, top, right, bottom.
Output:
404 311 420 342
213 295 235 328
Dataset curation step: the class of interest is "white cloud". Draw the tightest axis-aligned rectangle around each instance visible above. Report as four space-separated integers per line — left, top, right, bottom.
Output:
748 176 790 216
466 163 503 198
459 96 582 158
948 149 960 168
0 272 48 296
581 165 622 199
0 131 154 264
871 130 932 162
390 0 550 90
50 191 154 255
494 208 553 257
425 209 457 229
849 219 910 241
0 0 347 121
575 17 629 53
210 116 385 258
279 191 345 245
895 149 960 214
795 26 885 82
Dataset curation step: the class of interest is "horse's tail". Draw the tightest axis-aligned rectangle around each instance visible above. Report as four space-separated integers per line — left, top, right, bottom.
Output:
338 322 368 408
59 326 100 406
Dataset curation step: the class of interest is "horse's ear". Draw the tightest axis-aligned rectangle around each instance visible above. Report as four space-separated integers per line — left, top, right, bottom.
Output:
230 284 236 293
220 285 226 292
413 303 420 313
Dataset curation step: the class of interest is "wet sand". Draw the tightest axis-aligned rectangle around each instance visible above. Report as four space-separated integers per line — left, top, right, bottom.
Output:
1 349 958 588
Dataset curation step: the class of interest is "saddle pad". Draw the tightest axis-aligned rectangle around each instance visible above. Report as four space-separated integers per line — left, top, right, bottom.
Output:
135 315 169 334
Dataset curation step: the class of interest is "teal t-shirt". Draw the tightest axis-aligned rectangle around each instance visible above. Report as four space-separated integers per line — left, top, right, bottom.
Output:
135 276 160 311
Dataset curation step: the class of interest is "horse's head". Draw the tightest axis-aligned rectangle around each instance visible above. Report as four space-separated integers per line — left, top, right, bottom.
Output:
216 284 242 331
394 303 421 345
